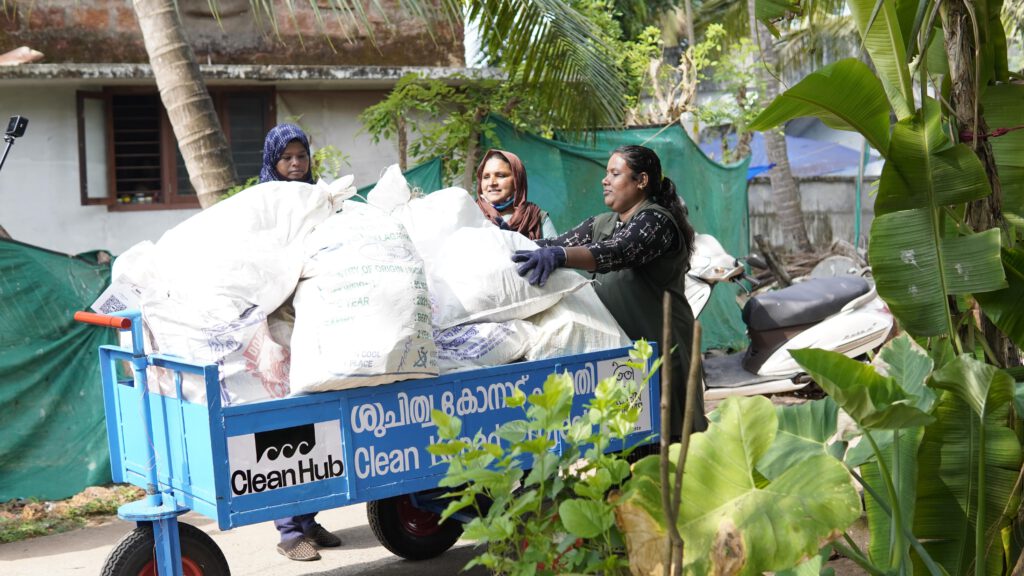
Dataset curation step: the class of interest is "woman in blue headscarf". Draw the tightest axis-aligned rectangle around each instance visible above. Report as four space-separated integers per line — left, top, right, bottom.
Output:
260 124 342 561
260 123 314 184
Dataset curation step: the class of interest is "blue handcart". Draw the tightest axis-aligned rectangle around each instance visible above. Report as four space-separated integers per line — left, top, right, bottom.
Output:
75 310 660 576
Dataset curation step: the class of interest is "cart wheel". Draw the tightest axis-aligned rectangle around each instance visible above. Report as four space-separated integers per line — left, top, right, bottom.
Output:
367 494 463 560
100 521 230 576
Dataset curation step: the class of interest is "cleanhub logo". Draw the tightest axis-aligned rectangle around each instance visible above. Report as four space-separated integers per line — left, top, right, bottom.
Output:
227 420 344 496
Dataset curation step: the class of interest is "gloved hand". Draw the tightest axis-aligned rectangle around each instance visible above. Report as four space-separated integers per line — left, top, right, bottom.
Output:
511 246 566 287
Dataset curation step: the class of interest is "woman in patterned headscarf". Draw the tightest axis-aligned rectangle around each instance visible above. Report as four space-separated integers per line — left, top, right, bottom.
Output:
475 149 556 240
260 123 314 184
259 123 342 562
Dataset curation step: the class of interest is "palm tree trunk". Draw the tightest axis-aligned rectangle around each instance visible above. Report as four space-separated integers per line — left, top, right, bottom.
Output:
132 0 237 208
748 0 813 253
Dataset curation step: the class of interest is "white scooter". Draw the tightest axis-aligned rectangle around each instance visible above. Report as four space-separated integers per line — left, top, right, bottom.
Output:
685 233 894 400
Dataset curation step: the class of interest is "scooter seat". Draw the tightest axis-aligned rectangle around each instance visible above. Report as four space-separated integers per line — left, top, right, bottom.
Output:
742 277 871 331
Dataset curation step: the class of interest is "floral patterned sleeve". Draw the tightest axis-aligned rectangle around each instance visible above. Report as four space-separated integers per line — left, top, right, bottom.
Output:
586 209 680 273
535 217 597 248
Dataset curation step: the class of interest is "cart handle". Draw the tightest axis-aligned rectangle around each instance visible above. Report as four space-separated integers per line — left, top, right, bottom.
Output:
74 311 132 329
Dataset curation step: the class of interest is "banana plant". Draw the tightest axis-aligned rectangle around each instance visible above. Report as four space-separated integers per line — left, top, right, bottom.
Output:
749 0 1022 350
791 335 1023 575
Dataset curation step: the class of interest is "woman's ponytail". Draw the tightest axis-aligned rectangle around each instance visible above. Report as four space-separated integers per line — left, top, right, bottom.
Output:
651 176 695 263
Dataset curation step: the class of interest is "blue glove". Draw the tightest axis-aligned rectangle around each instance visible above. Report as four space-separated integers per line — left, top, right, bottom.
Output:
511 246 566 287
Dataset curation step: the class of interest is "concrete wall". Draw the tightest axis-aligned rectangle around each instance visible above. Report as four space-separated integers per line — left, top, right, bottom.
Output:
0 86 401 256
748 175 878 253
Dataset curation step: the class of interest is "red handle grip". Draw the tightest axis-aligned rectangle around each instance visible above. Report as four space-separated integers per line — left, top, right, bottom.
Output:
74 311 132 329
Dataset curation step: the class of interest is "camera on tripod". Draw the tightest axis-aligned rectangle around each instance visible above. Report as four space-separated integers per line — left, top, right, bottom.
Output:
5 116 28 139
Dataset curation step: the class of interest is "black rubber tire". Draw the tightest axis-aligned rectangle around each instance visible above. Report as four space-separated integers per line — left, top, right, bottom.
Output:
100 521 230 576
367 494 463 560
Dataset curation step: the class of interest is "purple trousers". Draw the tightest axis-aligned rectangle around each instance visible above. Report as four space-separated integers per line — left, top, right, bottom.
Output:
274 513 317 542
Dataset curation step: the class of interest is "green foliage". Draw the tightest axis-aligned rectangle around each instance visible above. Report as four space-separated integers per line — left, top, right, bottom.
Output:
428 340 657 575
464 0 631 130
750 0 1021 350
361 1 661 186
430 335 873 575
223 176 259 199
311 144 349 181
788 335 1024 575
359 74 505 184
622 396 861 576
692 25 765 162
610 0 680 41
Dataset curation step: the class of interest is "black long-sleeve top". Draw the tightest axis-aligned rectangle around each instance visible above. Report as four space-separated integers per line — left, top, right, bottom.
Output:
536 209 680 274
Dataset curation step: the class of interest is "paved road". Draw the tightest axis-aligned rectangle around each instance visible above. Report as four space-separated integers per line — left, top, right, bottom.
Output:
0 503 488 576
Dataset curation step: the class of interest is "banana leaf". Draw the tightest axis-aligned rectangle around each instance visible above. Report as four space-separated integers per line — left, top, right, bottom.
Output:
619 396 860 576
847 0 914 119
861 426 924 570
790 346 935 429
975 247 1024 350
874 100 992 216
867 102 1007 340
748 58 892 156
913 356 1021 576
870 210 1005 336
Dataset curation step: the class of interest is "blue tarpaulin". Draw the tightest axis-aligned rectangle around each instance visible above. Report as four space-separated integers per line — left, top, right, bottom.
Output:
699 134 879 180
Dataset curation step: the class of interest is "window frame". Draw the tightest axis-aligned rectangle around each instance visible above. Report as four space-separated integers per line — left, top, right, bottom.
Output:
77 86 276 211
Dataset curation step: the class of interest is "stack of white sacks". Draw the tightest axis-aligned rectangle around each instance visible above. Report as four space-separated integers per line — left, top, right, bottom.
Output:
101 165 630 405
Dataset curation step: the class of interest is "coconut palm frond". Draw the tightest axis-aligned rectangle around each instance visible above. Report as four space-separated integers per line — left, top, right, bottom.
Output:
465 0 629 128
241 0 628 129
776 15 859 72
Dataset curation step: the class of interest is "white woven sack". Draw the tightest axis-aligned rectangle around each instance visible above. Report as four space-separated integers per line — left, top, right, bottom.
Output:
365 164 585 329
367 164 490 254
152 177 355 314
142 291 291 405
289 203 438 393
107 177 354 405
525 283 632 361
435 320 536 373
429 226 589 329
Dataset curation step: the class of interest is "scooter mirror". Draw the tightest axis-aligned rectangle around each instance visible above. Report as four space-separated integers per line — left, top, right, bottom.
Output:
746 253 767 270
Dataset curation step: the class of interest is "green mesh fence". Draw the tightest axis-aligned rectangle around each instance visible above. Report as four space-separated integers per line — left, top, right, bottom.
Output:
0 240 115 501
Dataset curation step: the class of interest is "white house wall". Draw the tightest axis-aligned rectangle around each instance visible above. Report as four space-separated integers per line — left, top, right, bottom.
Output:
0 87 401 256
